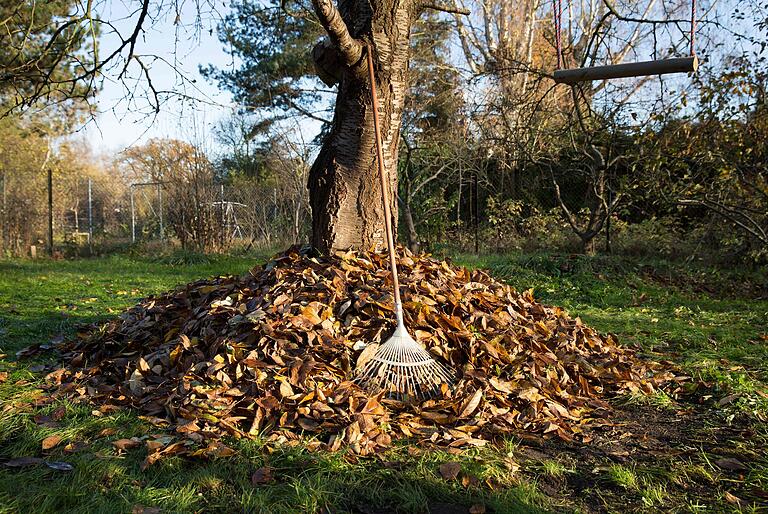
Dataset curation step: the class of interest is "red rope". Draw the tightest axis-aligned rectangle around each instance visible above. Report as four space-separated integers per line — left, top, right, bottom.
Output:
554 0 563 69
690 0 697 56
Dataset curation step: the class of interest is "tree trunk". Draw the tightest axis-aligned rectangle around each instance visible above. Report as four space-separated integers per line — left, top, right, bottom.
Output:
309 0 416 252
400 196 420 253
581 235 597 255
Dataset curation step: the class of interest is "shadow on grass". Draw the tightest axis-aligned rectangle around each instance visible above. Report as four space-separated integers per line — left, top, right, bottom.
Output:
0 405 547 514
0 314 111 357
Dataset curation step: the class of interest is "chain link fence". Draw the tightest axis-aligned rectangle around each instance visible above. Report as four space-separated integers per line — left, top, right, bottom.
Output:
0 172 310 258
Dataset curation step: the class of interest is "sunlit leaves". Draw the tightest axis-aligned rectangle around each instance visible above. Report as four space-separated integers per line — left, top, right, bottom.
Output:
49 246 677 460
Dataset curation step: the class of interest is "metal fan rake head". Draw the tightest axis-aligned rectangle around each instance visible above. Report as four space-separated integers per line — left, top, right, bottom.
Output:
353 304 454 402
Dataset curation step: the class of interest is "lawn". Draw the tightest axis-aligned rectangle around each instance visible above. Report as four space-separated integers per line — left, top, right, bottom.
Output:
1 251 767 513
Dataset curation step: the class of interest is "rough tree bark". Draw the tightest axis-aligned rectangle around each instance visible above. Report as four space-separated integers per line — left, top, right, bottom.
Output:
308 0 456 252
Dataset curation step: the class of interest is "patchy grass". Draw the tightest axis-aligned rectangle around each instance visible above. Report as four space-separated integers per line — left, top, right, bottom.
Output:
1 251 768 513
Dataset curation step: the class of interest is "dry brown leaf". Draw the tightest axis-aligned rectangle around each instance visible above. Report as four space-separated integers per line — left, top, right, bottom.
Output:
355 343 379 369
715 457 748 472
461 474 480 488
3 457 44 468
251 466 274 485
112 438 141 451
42 435 62 450
459 389 483 418
717 394 740 407
301 305 323 325
439 461 461 480
279 381 294 399
132 507 162 514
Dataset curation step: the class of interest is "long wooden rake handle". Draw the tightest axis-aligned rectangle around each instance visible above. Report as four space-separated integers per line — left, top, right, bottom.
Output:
366 46 403 319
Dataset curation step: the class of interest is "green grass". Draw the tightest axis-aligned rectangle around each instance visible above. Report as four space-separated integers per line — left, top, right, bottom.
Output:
0 253 264 355
1 250 767 513
453 253 768 404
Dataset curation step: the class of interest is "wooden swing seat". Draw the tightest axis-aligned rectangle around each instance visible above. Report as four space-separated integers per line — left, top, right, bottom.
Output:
553 55 698 84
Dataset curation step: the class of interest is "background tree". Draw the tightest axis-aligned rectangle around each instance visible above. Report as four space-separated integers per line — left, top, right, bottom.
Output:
121 139 219 252
207 0 472 252
0 0 94 114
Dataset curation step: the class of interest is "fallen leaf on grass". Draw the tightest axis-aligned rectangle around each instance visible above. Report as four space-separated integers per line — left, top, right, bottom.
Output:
715 457 748 472
132 506 162 514
717 394 740 407
45 461 74 472
63 441 89 453
3 457 44 468
461 474 480 488
724 491 743 506
439 461 461 480
251 467 274 485
112 438 142 451
504 457 520 473
145 436 174 451
32 415 60 428
0 371 8 383
42 435 63 450
16 345 41 359
202 441 236 459
2 457 73 472
141 441 188 470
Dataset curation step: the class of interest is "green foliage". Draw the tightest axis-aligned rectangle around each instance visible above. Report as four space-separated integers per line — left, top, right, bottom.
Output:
0 0 94 115
402 13 462 134
201 0 325 134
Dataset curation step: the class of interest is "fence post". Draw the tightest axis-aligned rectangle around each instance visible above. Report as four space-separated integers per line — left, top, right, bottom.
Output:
130 185 136 244
473 168 479 254
606 188 613 254
48 169 53 256
88 177 93 255
220 183 225 248
1 171 5 253
157 182 164 241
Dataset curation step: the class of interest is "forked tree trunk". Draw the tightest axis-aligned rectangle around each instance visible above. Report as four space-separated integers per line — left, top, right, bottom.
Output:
308 0 417 252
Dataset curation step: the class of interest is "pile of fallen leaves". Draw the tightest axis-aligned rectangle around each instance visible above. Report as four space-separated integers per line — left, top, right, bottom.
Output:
48 246 680 458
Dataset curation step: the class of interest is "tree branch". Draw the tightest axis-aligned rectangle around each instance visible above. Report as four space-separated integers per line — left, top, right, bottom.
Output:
421 3 470 16
679 199 767 243
310 0 363 67
602 0 689 25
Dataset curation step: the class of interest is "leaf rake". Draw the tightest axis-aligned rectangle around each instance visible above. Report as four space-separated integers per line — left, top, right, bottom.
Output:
353 47 454 402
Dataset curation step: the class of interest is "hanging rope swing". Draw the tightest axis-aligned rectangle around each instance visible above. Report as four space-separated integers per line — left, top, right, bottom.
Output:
553 0 698 84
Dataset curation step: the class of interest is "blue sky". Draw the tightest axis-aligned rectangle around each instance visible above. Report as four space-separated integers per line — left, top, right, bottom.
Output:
82 1 239 153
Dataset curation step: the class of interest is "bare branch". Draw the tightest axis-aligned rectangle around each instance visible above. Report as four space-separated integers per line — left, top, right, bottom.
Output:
421 3 470 16
679 198 767 243
310 0 363 66
133 56 160 113
602 0 690 25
